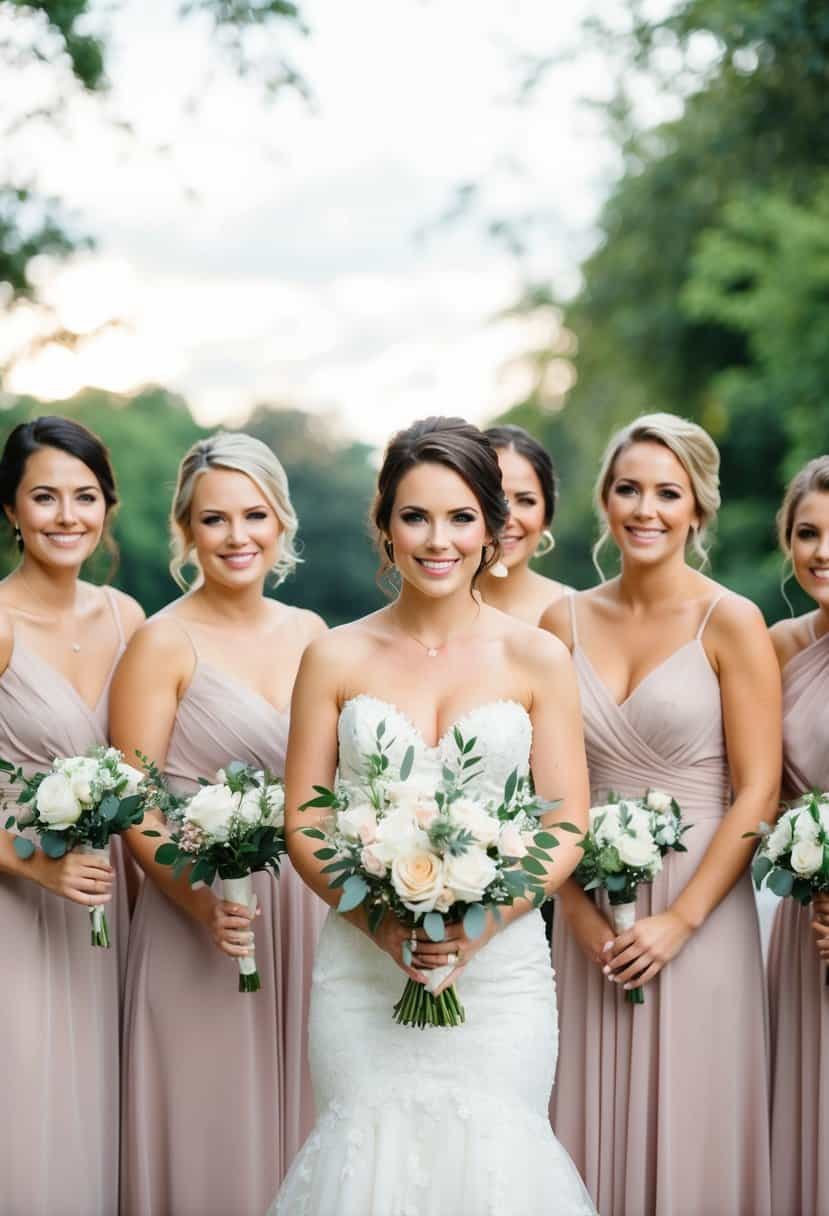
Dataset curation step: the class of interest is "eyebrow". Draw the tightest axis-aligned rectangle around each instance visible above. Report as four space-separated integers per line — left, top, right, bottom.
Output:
397 503 479 513
30 483 99 493
615 478 685 490
197 504 269 513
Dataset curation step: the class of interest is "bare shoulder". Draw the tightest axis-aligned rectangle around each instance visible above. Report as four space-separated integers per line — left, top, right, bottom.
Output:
769 614 812 671
298 616 378 682
539 592 574 648
703 588 775 674
276 602 328 644
118 612 194 681
106 586 145 641
706 588 767 639
503 610 573 676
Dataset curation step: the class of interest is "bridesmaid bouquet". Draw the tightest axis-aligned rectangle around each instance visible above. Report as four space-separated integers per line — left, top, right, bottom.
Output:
574 789 689 1004
146 762 285 992
750 792 829 987
301 720 579 1028
0 746 149 946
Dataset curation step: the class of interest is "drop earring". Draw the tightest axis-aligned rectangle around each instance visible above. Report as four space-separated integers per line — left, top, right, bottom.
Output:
487 546 508 578
534 530 555 558
384 540 395 566
13 525 22 553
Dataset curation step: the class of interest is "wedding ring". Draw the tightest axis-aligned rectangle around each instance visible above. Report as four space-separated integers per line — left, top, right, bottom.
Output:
447 952 459 965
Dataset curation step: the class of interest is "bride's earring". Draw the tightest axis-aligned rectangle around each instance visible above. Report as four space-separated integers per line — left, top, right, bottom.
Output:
534 530 555 558
13 524 22 553
384 539 395 566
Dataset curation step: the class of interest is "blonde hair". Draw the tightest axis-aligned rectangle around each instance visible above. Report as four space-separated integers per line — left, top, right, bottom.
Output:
777 455 829 554
593 412 721 577
169 432 300 590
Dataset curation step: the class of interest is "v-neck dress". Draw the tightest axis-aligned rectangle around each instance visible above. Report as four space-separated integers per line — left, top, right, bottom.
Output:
550 593 771 1216
120 628 326 1216
766 619 829 1216
0 588 127 1216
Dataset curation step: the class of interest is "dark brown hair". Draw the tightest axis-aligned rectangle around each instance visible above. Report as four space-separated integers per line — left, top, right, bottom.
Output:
0 415 120 573
373 416 508 582
484 423 557 525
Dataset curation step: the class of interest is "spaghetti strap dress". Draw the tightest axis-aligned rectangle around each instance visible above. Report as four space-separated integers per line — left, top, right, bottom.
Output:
120 623 326 1216
766 616 829 1216
0 587 127 1216
550 592 772 1216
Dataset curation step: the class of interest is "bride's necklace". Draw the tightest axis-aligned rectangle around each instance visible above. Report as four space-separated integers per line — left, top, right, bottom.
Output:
391 605 481 658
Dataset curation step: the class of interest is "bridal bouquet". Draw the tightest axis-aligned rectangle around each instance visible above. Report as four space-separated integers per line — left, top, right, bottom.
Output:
750 792 829 986
146 762 285 992
574 789 689 1004
0 747 148 947
302 719 578 1028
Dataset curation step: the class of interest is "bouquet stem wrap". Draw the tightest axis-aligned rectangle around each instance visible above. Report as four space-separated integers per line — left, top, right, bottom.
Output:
393 964 465 1029
222 875 260 993
609 899 644 1005
80 843 111 949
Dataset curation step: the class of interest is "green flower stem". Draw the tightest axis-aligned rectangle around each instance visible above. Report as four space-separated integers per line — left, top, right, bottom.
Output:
626 985 645 1005
89 906 111 949
239 969 261 993
393 979 465 1028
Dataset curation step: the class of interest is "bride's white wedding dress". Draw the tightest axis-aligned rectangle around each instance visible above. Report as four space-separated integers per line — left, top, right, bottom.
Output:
270 694 595 1216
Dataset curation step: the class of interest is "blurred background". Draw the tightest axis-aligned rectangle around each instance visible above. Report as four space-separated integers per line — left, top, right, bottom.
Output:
1 0 826 624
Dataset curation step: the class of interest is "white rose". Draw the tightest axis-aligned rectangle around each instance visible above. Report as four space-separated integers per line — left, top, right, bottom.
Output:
373 806 424 863
263 784 285 828
338 803 378 844
450 798 500 847
790 839 824 877
645 789 672 813
391 849 445 912
654 819 678 848
237 789 264 825
185 784 238 841
117 763 145 796
63 757 99 805
443 847 498 903
498 824 527 858
385 776 436 806
794 811 821 844
435 885 456 913
592 805 622 845
617 832 660 871
360 846 387 878
764 815 793 861
36 772 83 829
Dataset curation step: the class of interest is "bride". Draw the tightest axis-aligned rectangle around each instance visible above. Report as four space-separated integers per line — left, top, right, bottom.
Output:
271 417 595 1216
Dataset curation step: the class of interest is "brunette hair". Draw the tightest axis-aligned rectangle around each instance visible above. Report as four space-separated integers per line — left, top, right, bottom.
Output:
0 415 119 569
484 424 557 525
169 431 300 589
593 411 720 576
373 416 508 582
777 455 829 553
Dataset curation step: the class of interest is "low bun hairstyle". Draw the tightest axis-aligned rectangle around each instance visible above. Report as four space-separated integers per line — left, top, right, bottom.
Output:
484 424 557 526
372 416 508 584
593 412 721 576
169 431 300 590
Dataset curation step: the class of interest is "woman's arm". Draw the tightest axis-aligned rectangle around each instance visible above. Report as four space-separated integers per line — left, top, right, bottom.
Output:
607 596 782 989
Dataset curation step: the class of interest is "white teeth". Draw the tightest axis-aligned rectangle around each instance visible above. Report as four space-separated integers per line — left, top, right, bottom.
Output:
420 560 455 571
47 534 84 545
811 569 829 580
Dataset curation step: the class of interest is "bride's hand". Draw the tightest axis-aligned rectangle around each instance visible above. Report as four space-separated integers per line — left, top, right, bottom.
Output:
411 919 495 995
371 915 429 985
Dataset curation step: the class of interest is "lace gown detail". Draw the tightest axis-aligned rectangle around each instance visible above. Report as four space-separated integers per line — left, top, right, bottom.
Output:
766 623 829 1216
270 694 596 1216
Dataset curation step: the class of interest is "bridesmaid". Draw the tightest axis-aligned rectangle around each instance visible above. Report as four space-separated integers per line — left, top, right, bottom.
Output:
766 456 829 1216
481 424 571 622
0 416 143 1216
542 412 780 1216
114 432 326 1216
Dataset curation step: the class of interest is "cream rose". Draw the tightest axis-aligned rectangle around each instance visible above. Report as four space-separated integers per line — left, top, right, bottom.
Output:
617 832 660 871
361 845 387 878
36 772 83 829
185 784 238 841
498 824 527 859
450 797 500 847
443 847 497 903
117 763 145 796
263 784 285 828
62 757 99 805
338 803 378 844
237 789 264 825
794 811 821 844
373 806 423 862
592 805 622 845
435 885 456 913
790 839 824 877
645 789 672 813
391 849 444 912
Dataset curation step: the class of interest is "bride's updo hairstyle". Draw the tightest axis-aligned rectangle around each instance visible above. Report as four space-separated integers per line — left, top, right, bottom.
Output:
776 455 829 553
593 411 721 576
169 431 300 589
373 416 508 585
0 415 119 565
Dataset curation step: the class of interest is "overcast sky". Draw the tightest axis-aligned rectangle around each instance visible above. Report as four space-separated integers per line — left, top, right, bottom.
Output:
0 0 655 445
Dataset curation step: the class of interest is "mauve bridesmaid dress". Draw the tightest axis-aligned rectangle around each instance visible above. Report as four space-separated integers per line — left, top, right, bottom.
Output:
767 616 829 1216
120 624 326 1216
551 593 772 1216
0 589 128 1216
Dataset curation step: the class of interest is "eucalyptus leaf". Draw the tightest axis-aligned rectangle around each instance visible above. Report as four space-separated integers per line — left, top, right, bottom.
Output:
12 836 35 860
40 831 68 859
100 794 120 822
423 911 445 942
521 856 547 876
154 842 180 866
768 867 795 898
463 903 486 939
399 745 414 783
338 875 369 913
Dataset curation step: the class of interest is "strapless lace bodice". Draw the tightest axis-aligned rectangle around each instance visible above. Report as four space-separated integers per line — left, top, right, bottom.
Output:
271 694 595 1216
337 694 533 804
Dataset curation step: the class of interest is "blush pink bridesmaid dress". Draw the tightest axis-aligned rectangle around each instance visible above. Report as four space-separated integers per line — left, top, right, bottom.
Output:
0 588 129 1216
119 624 326 1216
551 593 772 1216
766 616 829 1216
